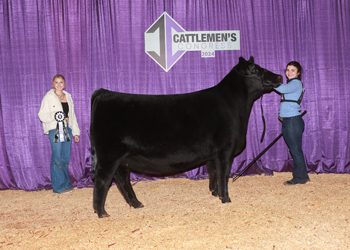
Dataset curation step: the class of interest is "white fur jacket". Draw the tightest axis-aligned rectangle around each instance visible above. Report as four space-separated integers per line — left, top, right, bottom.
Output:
38 89 80 136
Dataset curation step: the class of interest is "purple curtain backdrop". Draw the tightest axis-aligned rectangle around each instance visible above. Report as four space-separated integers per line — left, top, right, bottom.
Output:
0 0 349 191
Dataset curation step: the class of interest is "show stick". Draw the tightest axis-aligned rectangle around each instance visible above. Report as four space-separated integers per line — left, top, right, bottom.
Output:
232 110 307 182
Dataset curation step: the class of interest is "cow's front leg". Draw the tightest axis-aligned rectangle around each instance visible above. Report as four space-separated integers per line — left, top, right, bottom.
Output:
114 166 143 208
215 154 232 203
206 160 218 197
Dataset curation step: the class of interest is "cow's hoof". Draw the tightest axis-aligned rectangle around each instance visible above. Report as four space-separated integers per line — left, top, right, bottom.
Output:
132 203 144 209
98 213 110 218
95 210 110 218
221 197 231 203
130 200 144 208
211 190 219 197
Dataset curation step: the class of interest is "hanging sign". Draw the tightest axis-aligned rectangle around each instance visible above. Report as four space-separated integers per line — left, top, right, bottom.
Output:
145 12 240 72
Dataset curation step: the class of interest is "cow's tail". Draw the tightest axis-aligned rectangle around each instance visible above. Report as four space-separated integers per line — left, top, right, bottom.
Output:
90 138 97 181
90 89 104 181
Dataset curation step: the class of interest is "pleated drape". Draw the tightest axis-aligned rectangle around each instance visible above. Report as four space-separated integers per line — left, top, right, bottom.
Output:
0 0 349 190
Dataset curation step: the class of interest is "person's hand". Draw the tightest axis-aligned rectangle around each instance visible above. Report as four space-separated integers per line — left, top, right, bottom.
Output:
74 135 80 143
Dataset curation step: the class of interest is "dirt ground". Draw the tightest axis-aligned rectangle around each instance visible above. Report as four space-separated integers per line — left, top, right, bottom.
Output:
1 172 350 250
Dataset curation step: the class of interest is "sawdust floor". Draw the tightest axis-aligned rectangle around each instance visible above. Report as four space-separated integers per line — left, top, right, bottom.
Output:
1 172 350 250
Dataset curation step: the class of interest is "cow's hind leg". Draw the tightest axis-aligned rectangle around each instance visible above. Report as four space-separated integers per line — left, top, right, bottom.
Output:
206 161 219 197
93 161 119 218
114 166 143 208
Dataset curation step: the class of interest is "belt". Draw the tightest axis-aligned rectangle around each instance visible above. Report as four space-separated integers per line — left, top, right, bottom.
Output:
279 115 302 122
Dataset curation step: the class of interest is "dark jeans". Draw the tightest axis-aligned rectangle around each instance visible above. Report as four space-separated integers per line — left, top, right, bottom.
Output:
48 125 73 193
282 115 309 182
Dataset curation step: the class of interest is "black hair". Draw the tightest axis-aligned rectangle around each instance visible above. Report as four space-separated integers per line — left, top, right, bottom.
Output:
286 61 302 81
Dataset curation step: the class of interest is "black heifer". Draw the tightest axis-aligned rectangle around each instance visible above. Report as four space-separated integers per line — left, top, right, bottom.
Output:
90 56 282 218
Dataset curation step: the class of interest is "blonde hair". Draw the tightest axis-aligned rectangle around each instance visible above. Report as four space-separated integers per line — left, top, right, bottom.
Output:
52 74 66 89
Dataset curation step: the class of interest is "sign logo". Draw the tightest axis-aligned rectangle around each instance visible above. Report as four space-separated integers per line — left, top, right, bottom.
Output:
145 12 240 72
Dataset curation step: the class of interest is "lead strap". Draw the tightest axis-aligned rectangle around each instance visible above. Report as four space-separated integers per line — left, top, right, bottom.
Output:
260 96 266 143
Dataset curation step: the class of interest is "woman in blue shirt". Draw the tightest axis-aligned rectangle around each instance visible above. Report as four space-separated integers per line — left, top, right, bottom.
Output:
275 61 310 185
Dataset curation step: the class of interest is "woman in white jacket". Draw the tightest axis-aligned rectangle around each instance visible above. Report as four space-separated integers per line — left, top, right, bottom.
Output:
38 74 80 194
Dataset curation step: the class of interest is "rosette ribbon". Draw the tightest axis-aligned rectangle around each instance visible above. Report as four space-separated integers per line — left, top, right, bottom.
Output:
54 111 71 143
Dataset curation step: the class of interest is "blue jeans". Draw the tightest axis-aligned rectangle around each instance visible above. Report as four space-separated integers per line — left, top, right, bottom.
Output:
282 115 309 182
48 125 73 193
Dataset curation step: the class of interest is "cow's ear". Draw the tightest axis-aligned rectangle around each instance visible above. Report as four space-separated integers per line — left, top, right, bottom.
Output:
248 56 254 64
239 57 247 64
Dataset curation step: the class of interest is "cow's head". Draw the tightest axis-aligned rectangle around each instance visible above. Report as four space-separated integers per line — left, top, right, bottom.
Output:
234 56 282 97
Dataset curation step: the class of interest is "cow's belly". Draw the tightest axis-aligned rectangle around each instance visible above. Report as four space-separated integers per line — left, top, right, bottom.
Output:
121 154 207 176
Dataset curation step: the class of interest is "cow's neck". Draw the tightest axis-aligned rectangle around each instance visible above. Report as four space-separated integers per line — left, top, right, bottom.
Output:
220 75 262 125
